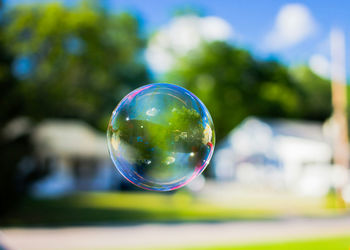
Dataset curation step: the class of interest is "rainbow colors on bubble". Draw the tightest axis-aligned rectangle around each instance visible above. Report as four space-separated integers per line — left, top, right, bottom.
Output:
107 83 215 191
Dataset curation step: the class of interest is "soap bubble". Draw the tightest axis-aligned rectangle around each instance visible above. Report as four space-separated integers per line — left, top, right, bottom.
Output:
107 83 215 191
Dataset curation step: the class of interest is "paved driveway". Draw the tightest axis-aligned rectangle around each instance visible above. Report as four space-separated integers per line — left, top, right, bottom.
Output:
1 216 350 250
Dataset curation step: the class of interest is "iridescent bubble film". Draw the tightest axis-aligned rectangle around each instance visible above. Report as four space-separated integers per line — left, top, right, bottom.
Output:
107 83 215 191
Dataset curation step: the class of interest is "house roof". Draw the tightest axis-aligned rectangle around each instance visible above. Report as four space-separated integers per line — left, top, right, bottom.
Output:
218 117 331 156
261 118 327 142
32 120 108 159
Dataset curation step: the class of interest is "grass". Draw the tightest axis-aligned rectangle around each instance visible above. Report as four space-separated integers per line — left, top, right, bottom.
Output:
2 191 275 226
1 191 348 226
170 235 350 250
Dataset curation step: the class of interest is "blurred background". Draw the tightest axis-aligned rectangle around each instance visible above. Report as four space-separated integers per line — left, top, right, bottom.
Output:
1 0 350 249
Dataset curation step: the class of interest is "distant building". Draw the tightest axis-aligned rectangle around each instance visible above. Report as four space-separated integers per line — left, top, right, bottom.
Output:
30 120 121 197
213 117 339 197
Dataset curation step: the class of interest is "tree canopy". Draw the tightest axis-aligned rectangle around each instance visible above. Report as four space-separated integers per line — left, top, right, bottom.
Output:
165 41 332 140
2 1 149 130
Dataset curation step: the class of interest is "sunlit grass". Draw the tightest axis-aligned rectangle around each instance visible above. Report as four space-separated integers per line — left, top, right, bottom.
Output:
2 191 275 226
172 235 350 250
2 191 348 226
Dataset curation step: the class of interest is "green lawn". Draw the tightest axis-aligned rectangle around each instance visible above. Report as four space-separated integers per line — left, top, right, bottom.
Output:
172 236 350 250
1 191 348 226
2 191 275 226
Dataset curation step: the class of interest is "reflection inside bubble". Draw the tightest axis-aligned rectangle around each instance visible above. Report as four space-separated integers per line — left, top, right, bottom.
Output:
107 83 215 191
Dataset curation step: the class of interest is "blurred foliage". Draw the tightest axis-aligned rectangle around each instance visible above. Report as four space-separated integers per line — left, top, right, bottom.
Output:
290 66 332 121
0 1 149 215
165 41 332 141
2 1 149 130
0 6 30 216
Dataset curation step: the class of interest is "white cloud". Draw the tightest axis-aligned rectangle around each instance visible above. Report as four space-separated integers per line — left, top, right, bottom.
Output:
146 15 233 73
309 54 330 79
264 4 317 50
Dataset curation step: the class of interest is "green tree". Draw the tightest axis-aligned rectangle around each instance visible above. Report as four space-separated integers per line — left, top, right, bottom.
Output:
0 2 42 216
166 41 304 141
2 1 149 129
290 66 332 120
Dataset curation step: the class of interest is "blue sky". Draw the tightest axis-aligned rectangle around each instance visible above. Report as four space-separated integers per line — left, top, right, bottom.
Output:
5 0 350 76
101 0 349 66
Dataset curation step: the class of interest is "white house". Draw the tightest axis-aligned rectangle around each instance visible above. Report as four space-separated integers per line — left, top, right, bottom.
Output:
212 117 342 197
30 120 121 197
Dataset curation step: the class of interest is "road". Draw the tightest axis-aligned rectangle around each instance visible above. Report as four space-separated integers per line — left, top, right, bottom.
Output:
1 216 350 250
